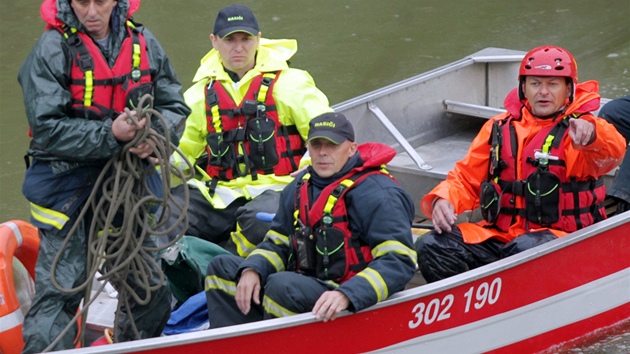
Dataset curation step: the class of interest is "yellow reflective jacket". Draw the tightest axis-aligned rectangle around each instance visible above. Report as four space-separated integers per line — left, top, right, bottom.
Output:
178 38 332 208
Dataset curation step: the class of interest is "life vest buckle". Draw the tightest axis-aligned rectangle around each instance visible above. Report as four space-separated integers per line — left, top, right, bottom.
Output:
206 87 219 106
239 100 258 117
131 68 141 82
261 76 273 86
534 150 558 165
256 103 267 117
511 180 526 196
77 55 94 72
67 34 81 46
322 214 334 227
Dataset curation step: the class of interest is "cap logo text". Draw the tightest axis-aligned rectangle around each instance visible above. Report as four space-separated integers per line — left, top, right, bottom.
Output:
314 122 336 128
227 16 244 22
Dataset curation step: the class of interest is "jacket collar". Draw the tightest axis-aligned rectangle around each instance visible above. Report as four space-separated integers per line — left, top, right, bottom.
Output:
192 38 297 84
40 0 134 36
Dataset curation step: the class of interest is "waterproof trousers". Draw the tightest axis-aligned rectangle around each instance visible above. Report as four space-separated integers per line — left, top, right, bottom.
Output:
21 208 172 353
599 95 630 206
155 185 280 257
205 254 335 328
415 226 557 283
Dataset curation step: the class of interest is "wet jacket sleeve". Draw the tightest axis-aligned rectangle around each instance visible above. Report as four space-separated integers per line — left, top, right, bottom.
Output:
338 174 417 312
142 27 190 145
18 30 124 161
563 114 625 178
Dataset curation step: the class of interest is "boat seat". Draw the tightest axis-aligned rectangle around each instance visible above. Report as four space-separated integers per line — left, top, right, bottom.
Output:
443 100 506 119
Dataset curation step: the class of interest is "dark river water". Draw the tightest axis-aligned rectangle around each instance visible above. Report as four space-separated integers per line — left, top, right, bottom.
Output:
1 0 629 352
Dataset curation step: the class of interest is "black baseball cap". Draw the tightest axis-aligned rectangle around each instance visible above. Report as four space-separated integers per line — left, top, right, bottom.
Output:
307 112 355 145
213 5 260 38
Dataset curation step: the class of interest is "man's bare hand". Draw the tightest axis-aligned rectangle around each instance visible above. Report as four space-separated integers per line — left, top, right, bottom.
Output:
235 269 261 315
112 111 146 142
431 198 457 234
128 130 157 158
312 290 350 322
569 118 595 147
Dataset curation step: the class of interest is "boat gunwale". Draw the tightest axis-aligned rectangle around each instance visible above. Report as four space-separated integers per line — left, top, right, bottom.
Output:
332 47 526 112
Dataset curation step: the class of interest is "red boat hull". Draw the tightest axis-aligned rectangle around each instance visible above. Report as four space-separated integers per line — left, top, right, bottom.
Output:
57 212 630 354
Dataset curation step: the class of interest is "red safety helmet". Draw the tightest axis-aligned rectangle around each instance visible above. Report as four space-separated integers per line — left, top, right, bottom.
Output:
518 46 578 102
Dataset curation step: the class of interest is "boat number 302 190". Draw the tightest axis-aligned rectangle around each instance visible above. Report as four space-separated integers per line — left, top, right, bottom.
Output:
408 277 502 329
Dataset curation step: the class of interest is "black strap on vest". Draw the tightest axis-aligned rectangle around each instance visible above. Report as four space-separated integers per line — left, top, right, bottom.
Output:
488 120 504 180
63 26 94 72
279 125 303 171
487 117 518 181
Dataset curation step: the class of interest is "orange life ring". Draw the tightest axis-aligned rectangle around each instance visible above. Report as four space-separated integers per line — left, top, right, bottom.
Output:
0 220 39 354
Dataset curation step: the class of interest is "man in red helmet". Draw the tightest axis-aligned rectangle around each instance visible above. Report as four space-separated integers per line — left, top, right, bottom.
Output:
415 46 626 283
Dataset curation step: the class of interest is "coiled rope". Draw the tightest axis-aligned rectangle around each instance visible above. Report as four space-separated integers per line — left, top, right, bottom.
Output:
45 94 193 350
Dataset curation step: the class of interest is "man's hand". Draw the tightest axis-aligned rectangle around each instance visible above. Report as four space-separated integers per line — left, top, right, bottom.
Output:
569 118 595 147
128 131 156 159
312 290 350 322
112 110 145 142
112 111 155 158
431 198 457 234
235 269 261 315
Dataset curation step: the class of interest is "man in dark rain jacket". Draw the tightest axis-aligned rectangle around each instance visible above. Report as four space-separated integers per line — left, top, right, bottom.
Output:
598 95 630 213
17 0 190 351
205 112 417 327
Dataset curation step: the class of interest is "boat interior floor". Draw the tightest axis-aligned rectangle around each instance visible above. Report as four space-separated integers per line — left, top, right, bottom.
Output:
392 130 479 177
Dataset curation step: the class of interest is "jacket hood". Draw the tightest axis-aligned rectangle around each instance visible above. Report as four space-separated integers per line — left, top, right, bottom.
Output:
191 38 298 83
356 142 396 169
503 80 601 119
40 0 137 30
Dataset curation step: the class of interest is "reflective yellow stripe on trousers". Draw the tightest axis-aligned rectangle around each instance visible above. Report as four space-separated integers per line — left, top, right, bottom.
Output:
29 202 69 230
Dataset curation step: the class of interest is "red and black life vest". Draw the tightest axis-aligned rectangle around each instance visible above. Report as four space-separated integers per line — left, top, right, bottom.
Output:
480 114 606 232
61 21 153 121
203 72 305 186
289 165 392 284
